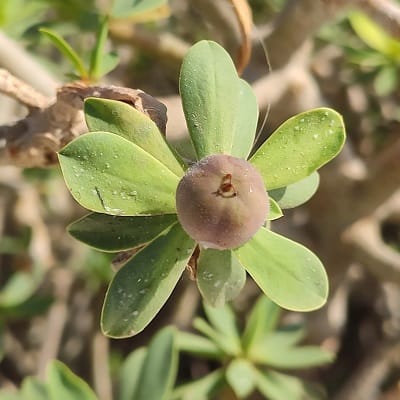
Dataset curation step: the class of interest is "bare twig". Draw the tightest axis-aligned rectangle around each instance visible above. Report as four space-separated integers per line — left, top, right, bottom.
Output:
92 333 112 400
0 78 168 168
0 69 50 109
0 32 58 96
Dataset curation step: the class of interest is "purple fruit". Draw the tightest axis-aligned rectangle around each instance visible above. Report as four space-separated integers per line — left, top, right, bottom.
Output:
176 154 269 249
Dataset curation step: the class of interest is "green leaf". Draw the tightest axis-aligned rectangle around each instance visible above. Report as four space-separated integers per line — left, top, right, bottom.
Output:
101 223 195 337
250 108 345 190
58 132 179 216
242 296 281 353
175 331 224 359
97 52 120 77
197 249 246 307
180 40 258 159
253 341 334 369
226 359 256 399
349 11 400 60
171 369 225 400
47 360 97 400
21 377 50 400
89 16 109 80
39 28 88 79
373 65 398 96
84 98 184 177
254 369 323 400
230 79 259 159
203 303 241 350
133 327 178 400
0 264 43 308
269 171 320 209
234 227 329 311
193 318 239 356
68 213 177 252
268 197 283 220
118 347 147 400
111 0 167 18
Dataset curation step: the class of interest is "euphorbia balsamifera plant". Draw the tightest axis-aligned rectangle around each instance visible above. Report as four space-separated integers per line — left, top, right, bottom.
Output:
58 40 346 338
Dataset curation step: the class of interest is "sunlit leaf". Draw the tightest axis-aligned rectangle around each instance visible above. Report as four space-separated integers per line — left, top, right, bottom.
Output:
101 223 195 337
268 172 320 209
47 360 97 400
242 296 281 352
84 98 184 177
68 213 177 252
180 40 258 159
226 359 255 398
171 369 225 400
349 11 400 60
250 108 345 190
132 327 178 400
254 369 324 400
58 132 179 216
234 227 328 311
175 331 224 359
119 347 147 400
268 197 283 220
39 28 88 79
197 249 246 307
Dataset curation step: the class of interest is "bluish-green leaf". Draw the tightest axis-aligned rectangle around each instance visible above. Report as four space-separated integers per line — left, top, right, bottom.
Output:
175 331 224 359
269 171 320 209
254 369 323 400
197 249 246 307
230 79 259 159
268 197 283 220
180 40 257 159
226 359 256 399
118 347 147 400
250 108 345 190
58 132 179 216
68 213 177 252
242 296 281 353
111 0 167 18
171 369 225 400
133 327 178 400
84 98 184 177
47 360 97 400
234 227 329 311
101 223 195 337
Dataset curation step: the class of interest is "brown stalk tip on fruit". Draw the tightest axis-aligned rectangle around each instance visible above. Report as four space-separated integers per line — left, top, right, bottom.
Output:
176 154 269 250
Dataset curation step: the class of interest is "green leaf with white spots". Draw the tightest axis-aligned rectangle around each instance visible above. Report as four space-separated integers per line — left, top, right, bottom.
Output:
268 172 320 209
68 213 177 252
234 227 328 311
58 132 179 216
84 98 184 177
180 40 258 159
101 223 195 337
197 249 246 307
250 108 345 190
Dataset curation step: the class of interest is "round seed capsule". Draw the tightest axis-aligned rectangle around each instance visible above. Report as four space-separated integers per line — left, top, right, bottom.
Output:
176 154 269 249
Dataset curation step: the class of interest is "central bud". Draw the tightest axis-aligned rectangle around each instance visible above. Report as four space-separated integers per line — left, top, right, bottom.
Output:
176 154 269 250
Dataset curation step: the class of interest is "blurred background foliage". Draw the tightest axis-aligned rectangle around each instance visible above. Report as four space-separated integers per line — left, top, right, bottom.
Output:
0 0 400 399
